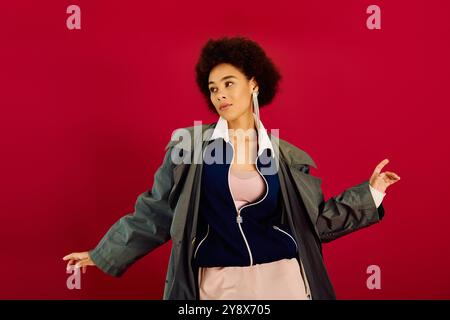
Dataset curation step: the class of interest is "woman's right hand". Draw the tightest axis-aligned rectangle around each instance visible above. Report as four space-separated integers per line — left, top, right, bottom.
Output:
63 251 96 274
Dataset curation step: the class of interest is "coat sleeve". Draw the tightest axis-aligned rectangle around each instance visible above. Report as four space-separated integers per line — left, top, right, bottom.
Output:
88 144 175 277
301 165 385 243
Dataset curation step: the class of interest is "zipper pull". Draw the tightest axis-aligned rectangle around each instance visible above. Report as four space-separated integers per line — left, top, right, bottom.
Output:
236 215 243 224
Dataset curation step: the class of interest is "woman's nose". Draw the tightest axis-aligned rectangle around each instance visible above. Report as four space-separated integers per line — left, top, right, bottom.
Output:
216 90 227 101
214 87 226 98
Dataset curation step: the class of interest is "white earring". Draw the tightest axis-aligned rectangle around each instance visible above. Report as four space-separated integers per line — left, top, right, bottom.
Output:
252 91 260 131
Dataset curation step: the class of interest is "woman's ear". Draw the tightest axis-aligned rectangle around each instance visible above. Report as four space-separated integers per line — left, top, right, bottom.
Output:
249 77 259 92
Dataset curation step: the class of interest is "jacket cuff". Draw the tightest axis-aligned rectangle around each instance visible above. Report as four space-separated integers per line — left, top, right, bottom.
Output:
362 180 385 221
369 184 385 208
88 247 125 277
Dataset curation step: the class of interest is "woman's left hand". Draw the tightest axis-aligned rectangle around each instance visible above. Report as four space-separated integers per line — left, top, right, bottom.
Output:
369 159 401 194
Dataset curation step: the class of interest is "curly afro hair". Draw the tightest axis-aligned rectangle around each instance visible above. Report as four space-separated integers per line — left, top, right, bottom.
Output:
195 36 282 114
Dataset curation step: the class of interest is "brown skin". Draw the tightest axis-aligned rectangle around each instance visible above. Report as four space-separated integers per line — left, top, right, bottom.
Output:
62 64 400 273
208 63 260 171
369 159 401 193
63 251 95 274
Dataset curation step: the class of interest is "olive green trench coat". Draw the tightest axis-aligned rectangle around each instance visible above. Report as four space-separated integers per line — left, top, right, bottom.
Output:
89 122 384 300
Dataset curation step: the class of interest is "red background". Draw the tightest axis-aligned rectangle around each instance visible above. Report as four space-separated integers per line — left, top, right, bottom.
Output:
1 0 449 299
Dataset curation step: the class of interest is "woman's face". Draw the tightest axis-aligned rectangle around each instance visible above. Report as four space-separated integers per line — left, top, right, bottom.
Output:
208 63 258 122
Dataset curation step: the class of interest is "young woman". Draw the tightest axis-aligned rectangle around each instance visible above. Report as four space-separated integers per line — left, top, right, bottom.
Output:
63 36 400 300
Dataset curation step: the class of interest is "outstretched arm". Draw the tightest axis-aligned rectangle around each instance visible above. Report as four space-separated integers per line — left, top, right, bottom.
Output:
87 146 176 277
315 158 400 243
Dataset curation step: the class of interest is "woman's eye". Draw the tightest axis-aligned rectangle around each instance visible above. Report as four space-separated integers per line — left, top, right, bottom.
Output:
209 82 233 93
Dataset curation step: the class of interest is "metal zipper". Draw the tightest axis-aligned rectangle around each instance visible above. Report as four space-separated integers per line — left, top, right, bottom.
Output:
273 226 311 299
299 258 312 300
273 225 298 251
227 141 269 266
272 224 311 299
193 224 209 259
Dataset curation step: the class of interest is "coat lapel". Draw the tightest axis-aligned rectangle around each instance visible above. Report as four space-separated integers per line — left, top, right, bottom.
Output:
166 123 215 245
270 134 322 238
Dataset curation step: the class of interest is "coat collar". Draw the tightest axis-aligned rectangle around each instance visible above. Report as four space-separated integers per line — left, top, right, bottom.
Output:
208 113 274 158
165 121 317 169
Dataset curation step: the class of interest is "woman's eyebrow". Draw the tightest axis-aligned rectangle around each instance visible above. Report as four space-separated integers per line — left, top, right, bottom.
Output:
208 75 237 85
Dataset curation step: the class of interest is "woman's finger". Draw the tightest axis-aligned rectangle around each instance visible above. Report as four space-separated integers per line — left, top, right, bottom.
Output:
66 259 77 271
373 159 389 175
75 258 92 268
385 171 400 179
63 253 74 261
384 172 400 181
66 256 85 271
64 253 83 261
75 260 84 268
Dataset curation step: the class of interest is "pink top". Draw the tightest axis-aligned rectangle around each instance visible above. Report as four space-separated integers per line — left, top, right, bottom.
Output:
229 166 266 210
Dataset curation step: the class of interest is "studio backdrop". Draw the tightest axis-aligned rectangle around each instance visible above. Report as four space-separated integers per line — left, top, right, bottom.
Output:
0 0 449 299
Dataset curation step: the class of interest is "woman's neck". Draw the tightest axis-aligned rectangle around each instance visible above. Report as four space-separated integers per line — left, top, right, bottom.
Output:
227 110 255 132
227 111 259 166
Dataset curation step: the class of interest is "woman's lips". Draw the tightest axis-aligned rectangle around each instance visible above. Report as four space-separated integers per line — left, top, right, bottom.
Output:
220 103 232 111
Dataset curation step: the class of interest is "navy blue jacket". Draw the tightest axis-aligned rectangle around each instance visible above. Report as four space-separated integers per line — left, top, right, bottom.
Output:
193 138 298 267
